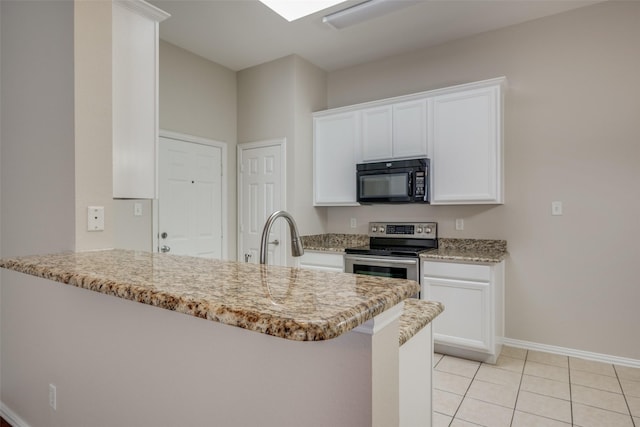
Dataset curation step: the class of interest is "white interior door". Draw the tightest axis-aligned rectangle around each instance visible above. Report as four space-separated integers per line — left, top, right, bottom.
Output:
158 135 225 259
238 139 286 265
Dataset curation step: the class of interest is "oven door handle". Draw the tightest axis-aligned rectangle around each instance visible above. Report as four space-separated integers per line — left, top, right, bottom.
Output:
345 256 418 265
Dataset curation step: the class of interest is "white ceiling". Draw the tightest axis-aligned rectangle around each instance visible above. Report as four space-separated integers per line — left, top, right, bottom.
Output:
149 0 600 72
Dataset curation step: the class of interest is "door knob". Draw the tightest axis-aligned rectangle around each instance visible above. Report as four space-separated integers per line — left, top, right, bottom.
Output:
161 232 168 239
160 245 170 253
269 239 280 246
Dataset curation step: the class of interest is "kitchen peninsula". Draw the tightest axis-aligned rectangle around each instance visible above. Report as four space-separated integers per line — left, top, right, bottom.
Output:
0 249 436 427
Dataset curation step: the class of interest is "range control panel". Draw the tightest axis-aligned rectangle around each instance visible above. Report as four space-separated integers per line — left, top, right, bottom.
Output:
368 222 437 238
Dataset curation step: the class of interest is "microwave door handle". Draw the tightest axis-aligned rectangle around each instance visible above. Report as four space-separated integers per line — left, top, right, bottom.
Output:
407 171 413 197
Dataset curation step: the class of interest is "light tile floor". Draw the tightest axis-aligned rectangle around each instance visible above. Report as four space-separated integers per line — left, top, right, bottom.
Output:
433 347 640 426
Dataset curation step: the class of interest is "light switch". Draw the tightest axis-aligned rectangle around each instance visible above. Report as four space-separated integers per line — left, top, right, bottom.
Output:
134 202 143 217
88 206 105 231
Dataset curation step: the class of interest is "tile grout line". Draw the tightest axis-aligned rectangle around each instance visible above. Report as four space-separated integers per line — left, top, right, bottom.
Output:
449 357 482 426
509 349 528 427
568 356 574 426
509 351 576 426
613 364 637 427
436 351 640 427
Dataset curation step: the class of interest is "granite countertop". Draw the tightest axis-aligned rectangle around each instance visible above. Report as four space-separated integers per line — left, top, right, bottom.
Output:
420 238 507 263
302 234 507 264
398 299 444 346
301 233 368 253
0 249 419 342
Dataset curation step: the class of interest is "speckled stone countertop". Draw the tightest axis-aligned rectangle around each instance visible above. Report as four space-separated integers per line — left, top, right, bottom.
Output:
421 238 507 263
303 234 507 263
301 234 368 252
398 299 444 346
0 249 420 342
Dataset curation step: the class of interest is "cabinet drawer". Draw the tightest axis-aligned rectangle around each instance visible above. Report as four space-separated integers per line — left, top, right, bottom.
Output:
423 260 490 281
297 252 344 271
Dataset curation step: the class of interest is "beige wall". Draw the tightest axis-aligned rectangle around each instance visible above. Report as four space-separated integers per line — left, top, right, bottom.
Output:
292 56 329 235
159 40 237 258
0 0 76 257
325 1 640 359
237 55 327 262
75 0 114 251
238 55 295 144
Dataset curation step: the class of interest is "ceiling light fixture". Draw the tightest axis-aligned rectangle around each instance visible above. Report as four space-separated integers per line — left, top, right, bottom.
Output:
259 0 348 22
323 0 419 29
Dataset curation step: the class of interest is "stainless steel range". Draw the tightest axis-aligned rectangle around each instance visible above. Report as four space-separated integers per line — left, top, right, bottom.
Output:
344 222 438 297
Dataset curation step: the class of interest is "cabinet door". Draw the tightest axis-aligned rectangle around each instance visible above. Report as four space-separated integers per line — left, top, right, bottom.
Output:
393 99 428 159
429 84 502 204
112 1 168 199
423 276 492 352
313 112 360 205
361 105 393 162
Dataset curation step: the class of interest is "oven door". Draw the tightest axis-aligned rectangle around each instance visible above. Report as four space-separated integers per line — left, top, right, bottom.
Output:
344 254 420 297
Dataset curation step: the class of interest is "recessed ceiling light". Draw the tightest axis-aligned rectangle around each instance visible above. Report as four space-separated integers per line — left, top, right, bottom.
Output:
259 0 348 22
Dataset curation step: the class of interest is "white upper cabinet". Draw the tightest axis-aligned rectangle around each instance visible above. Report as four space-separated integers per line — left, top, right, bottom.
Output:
313 111 361 206
361 106 393 161
112 0 169 199
429 79 505 204
361 99 428 162
392 99 428 159
312 77 505 205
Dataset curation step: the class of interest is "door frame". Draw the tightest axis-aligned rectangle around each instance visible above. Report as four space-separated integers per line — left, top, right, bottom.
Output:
237 138 287 264
153 129 228 259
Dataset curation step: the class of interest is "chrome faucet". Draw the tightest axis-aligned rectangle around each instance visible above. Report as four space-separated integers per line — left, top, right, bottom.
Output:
259 210 304 264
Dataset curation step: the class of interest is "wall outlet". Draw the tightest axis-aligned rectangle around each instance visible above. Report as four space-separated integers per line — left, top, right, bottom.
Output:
455 218 464 230
87 206 105 231
350 217 357 228
49 383 57 410
551 201 563 216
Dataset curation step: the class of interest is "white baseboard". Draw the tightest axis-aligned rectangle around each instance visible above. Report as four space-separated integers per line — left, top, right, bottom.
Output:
503 338 640 369
0 402 30 427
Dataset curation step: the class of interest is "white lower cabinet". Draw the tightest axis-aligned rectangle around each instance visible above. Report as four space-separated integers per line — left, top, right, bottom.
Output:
296 251 344 272
422 260 504 363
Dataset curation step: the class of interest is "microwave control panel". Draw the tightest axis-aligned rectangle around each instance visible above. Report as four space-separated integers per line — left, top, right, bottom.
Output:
414 171 426 196
368 222 437 238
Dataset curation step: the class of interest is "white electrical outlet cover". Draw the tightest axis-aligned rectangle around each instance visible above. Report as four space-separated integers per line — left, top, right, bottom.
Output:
87 206 105 231
551 201 563 216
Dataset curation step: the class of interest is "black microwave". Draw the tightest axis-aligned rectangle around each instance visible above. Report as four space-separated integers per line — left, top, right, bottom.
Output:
356 158 430 204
